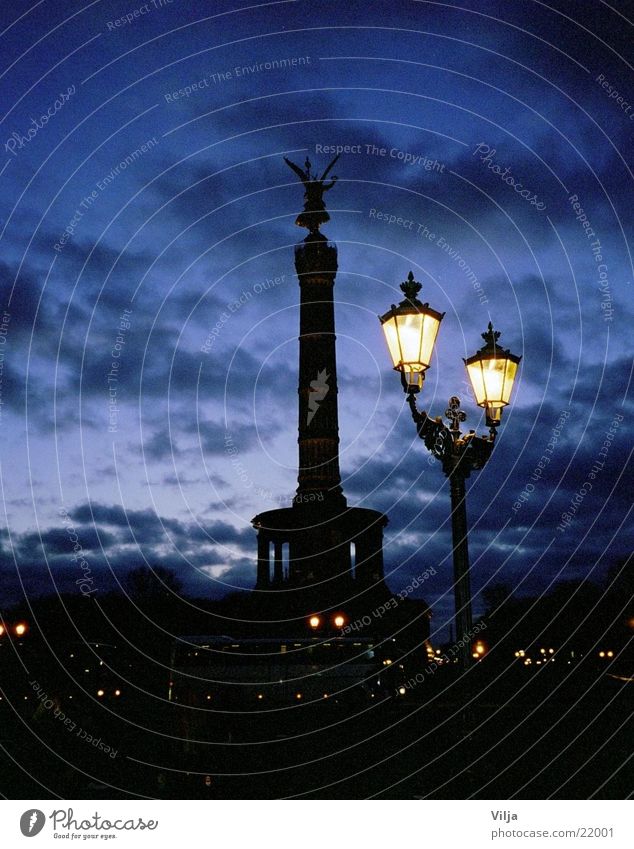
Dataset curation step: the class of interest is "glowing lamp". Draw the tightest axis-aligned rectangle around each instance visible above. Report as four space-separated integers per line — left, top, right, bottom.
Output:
308 615 321 629
14 623 27 636
379 272 444 393
464 323 521 428
333 614 345 628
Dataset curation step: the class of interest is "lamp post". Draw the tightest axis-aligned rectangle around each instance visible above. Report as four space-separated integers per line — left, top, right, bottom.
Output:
379 272 521 670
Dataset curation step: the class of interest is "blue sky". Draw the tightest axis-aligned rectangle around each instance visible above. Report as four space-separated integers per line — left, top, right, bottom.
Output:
0 0 631 636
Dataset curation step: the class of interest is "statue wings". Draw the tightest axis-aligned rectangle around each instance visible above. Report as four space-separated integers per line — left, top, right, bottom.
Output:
319 154 339 182
284 156 310 182
284 153 340 183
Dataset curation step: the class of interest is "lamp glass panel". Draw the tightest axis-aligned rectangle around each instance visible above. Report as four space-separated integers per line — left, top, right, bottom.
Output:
419 313 441 369
382 317 403 369
468 356 519 408
466 361 486 406
501 358 518 405
394 312 426 369
481 357 507 405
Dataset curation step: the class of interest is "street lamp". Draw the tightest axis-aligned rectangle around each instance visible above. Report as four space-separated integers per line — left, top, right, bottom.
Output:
379 271 445 393
380 272 521 669
464 323 521 429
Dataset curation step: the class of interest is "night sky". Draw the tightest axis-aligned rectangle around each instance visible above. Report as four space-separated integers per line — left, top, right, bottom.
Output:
0 0 631 638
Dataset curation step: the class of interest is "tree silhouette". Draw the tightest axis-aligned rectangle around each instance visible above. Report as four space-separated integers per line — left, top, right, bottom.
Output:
125 566 182 602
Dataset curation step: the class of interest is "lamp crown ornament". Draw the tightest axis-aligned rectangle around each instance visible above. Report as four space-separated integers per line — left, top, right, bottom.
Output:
400 271 423 304
482 321 501 347
476 321 517 359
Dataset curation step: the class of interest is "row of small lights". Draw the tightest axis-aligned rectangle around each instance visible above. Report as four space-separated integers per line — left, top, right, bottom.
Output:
391 645 490 698
515 648 616 666
421 643 487 663
515 648 555 666
2 689 122 702
204 692 329 701
0 622 28 637
308 614 347 630
2 624 122 699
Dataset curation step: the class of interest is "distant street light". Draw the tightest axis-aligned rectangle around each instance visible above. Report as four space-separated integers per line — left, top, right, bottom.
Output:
380 272 521 669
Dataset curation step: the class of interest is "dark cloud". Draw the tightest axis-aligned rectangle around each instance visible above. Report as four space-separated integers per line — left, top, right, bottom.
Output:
68 501 252 548
183 418 258 456
0 0 631 627
0 260 42 331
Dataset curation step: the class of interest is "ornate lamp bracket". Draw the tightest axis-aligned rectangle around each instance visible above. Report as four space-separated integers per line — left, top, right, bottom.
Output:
445 396 467 438
406 392 495 476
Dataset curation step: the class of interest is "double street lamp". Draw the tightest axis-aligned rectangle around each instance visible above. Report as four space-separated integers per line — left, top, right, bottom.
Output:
380 272 521 670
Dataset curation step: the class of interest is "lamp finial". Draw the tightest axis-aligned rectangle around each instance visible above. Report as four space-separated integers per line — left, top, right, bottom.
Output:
481 322 501 348
400 271 422 303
